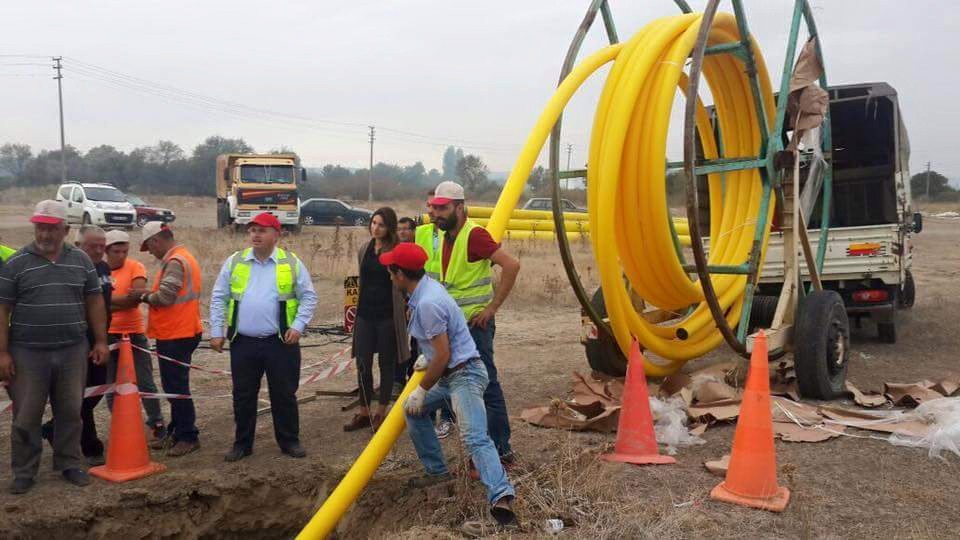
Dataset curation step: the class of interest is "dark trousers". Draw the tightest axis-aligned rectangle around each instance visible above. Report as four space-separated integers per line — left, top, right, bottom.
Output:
41 357 106 457
156 334 201 443
230 335 301 450
10 342 88 479
353 315 397 408
470 318 512 456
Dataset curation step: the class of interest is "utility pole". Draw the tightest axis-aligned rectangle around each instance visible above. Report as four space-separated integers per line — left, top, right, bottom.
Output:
565 143 573 192
53 56 66 183
925 161 931 200
368 126 375 202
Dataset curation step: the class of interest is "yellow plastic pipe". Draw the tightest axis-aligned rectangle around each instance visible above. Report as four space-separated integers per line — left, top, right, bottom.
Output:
467 206 588 221
297 370 425 539
486 12 775 375
500 230 589 241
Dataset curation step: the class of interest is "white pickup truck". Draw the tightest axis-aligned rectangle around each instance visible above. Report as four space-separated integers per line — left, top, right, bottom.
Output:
755 82 921 343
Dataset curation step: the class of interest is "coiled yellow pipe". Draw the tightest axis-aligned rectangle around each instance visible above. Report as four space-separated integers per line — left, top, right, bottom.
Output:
488 12 775 375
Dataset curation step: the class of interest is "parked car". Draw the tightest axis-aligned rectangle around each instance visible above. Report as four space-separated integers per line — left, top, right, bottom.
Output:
522 197 587 213
126 194 176 227
299 198 373 226
55 182 136 228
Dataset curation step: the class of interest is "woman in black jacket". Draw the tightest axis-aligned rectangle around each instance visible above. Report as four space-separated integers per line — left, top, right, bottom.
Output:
345 207 411 431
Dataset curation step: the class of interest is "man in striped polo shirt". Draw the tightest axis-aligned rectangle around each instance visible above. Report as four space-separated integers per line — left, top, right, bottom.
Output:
0 200 110 495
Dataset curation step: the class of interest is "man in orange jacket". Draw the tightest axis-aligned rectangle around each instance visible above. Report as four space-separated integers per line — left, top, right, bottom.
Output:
137 222 203 457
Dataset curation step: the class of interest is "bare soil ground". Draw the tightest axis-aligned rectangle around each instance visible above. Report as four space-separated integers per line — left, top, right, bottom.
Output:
0 194 957 539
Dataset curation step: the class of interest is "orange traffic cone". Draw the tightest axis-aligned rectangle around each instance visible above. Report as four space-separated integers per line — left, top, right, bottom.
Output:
90 335 166 483
710 330 790 511
602 339 675 465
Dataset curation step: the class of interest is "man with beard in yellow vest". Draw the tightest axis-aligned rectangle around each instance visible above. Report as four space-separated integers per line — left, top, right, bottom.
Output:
419 181 520 468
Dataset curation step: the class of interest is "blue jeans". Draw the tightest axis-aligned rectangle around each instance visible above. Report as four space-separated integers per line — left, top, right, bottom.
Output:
470 318 512 456
406 359 515 505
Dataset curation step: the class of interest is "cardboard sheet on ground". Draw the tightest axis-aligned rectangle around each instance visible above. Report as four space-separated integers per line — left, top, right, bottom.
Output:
704 454 730 477
819 405 932 438
520 398 620 432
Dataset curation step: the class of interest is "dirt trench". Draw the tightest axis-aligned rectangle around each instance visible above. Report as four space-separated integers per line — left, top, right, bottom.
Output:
0 463 336 539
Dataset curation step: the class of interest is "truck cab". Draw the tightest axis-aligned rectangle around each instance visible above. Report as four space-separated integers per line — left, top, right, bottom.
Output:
216 153 306 232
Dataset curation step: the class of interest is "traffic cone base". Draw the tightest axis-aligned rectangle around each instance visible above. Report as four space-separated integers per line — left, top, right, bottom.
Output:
710 482 790 513
601 452 676 465
600 339 674 467
90 461 166 483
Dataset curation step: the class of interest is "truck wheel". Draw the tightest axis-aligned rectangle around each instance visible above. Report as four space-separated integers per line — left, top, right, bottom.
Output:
82 213 92 225
216 202 228 229
794 290 849 399
583 287 627 377
898 270 915 309
877 321 897 344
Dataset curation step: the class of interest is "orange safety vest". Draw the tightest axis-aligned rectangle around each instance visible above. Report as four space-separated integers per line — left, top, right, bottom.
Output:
147 245 203 340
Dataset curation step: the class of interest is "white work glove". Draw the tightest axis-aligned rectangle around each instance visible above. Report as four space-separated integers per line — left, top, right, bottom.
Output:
412 354 429 371
405 386 427 416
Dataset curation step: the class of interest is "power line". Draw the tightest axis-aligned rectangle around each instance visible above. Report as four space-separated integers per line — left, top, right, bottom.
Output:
59 56 518 153
368 126 375 202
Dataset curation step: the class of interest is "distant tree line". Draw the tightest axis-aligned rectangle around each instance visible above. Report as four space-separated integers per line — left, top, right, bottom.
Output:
910 169 959 202
0 138 509 201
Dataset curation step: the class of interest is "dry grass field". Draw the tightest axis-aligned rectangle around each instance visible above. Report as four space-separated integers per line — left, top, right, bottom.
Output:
0 187 958 538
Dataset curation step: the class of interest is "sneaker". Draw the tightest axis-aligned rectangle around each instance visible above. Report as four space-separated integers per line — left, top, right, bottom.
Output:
167 440 200 457
406 472 452 489
9 477 34 495
435 420 454 440
62 468 91 487
150 422 167 442
86 454 106 467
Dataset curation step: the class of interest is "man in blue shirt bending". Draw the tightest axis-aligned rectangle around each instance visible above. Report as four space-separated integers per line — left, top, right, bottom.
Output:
209 212 317 462
380 242 517 528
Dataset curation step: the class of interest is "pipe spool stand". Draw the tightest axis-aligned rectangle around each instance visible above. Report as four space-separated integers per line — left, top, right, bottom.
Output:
554 0 849 398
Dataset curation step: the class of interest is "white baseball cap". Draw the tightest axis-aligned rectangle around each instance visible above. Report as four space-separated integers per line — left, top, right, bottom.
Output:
429 181 465 205
30 200 67 224
139 221 170 251
105 229 130 247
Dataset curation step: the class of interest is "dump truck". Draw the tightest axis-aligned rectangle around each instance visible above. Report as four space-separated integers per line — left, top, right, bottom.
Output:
215 153 306 231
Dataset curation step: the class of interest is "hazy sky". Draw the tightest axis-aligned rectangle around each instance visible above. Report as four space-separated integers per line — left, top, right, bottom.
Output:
2 1 957 180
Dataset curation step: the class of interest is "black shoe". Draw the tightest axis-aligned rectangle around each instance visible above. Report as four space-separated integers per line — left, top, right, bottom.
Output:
9 477 34 495
280 442 306 458
86 454 106 467
62 468 90 487
224 446 252 462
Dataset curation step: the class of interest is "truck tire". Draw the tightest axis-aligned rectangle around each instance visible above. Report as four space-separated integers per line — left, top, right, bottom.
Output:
877 321 897 344
794 290 849 399
748 294 780 333
82 213 92 225
898 270 915 309
583 287 627 377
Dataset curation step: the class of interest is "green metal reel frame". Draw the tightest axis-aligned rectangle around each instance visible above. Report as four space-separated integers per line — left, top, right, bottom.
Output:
549 0 833 359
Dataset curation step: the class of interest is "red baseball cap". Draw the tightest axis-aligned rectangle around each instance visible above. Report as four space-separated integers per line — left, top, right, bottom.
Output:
379 242 428 271
249 212 281 231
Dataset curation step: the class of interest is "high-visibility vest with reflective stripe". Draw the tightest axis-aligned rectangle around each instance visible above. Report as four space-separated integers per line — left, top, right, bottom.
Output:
415 224 442 281
440 220 495 320
226 247 300 340
147 245 203 340
0 245 15 264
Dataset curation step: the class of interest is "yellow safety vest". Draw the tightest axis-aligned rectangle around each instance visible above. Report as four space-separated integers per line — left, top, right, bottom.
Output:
0 245 15 264
415 224 442 281
227 247 300 340
440 220 495 320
